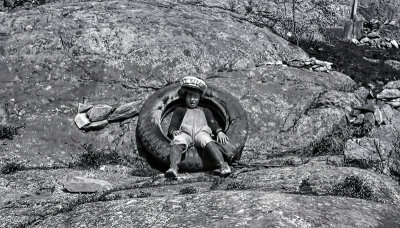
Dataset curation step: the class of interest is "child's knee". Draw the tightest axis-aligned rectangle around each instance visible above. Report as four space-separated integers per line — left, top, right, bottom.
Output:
195 132 213 148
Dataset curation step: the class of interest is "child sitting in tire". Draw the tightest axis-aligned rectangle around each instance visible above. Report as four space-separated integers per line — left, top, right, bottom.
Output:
166 76 231 179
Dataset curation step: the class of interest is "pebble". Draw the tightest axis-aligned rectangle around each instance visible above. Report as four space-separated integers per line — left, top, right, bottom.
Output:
384 80 400 89
74 113 91 129
354 114 364 125
391 40 399 49
377 89 400 99
364 112 375 126
87 104 114 122
367 32 380 39
374 108 383 125
78 103 93 113
82 120 108 131
108 101 139 122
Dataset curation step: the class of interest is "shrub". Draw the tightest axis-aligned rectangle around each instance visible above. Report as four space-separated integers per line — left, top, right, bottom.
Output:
1 162 24 174
136 191 151 198
209 177 225 191
0 125 22 140
307 125 372 156
70 143 124 169
179 186 197 195
330 175 373 199
226 181 248 190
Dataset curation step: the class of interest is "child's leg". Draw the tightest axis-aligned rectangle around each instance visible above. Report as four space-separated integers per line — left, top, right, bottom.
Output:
195 132 230 174
169 144 185 169
166 133 191 178
204 141 225 167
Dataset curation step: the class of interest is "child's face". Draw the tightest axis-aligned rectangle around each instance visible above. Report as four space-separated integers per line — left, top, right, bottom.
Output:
185 90 201 109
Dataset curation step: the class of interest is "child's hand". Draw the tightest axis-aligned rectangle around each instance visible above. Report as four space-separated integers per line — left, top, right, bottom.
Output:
217 132 229 144
172 130 182 137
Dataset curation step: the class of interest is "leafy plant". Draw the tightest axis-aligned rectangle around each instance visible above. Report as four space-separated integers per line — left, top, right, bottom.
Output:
226 181 248 190
1 162 24 174
179 186 197 195
70 143 124 169
0 125 22 140
307 124 372 156
330 175 373 199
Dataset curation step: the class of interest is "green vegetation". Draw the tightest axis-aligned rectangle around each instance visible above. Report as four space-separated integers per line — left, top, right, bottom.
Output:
330 175 373 200
179 186 197 195
307 125 372 156
0 125 22 140
1 162 24 174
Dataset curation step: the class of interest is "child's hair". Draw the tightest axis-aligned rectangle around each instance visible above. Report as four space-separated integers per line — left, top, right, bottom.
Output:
178 87 204 99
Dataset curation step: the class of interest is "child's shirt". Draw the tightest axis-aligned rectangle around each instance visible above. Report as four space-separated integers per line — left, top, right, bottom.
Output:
168 107 222 138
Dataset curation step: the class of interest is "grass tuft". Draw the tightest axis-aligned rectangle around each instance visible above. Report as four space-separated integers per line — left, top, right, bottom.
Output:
179 186 197 195
330 175 373 200
1 162 24 174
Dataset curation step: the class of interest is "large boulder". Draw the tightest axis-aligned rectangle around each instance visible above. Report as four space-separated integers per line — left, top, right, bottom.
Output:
208 66 357 160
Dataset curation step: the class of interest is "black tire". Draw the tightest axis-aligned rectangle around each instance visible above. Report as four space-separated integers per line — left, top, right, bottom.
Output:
136 82 248 172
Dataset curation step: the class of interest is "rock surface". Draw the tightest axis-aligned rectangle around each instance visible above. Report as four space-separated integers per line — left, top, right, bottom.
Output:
87 105 114 122
82 119 108 131
108 101 140 122
63 176 113 193
377 89 400 99
0 0 400 227
74 113 90 129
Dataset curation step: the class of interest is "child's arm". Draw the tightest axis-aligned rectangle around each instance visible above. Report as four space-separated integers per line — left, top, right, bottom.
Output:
203 108 229 144
168 107 186 138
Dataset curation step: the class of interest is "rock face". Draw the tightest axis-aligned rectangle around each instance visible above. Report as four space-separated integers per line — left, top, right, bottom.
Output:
1 0 400 227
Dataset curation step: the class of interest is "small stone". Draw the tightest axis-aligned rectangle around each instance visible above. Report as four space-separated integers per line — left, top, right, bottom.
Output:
381 104 393 124
78 103 93 113
74 113 90 129
337 115 348 129
354 114 364 125
352 104 375 112
370 19 380 24
354 87 370 101
313 66 328 72
389 20 396 26
386 98 400 108
386 42 392 49
26 25 33 31
87 104 114 122
374 108 383 125
367 32 380 38
377 89 400 99
326 156 344 166
107 101 140 122
63 176 112 193
364 112 375 126
384 80 400 89
360 37 370 43
390 40 399 49
82 120 108 131
350 38 359 45
350 109 361 117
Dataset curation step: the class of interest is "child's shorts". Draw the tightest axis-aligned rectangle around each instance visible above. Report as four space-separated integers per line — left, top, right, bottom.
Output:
171 131 213 150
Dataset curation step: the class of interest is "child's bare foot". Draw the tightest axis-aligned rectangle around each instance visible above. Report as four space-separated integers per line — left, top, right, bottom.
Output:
165 167 179 179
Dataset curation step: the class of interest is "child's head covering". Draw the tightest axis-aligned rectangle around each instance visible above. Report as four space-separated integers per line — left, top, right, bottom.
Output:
180 76 207 93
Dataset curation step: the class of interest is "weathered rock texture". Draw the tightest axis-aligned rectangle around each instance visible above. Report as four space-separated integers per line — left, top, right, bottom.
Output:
0 0 400 227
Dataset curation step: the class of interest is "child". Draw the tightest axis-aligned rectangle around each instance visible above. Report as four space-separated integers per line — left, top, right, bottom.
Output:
166 76 231 179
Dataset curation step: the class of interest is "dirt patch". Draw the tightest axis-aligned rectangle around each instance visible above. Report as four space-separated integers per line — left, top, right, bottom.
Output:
300 41 400 91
